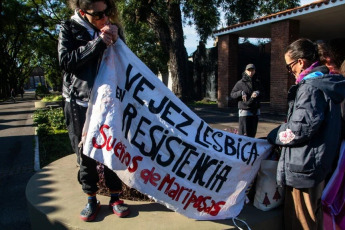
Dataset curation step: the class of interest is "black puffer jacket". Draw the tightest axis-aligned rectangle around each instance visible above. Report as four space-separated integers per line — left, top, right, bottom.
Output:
58 19 107 102
230 72 261 111
267 66 345 188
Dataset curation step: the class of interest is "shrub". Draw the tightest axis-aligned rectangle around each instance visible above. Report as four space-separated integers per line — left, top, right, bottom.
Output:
33 109 49 125
36 123 51 137
39 132 72 168
33 108 65 131
35 83 50 98
34 107 72 167
41 95 63 102
47 108 66 130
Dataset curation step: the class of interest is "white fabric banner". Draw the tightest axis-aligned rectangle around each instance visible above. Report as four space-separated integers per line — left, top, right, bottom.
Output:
82 39 272 220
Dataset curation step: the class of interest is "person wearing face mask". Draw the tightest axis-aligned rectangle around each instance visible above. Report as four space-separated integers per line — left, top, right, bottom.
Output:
267 38 345 230
58 0 129 222
230 64 261 137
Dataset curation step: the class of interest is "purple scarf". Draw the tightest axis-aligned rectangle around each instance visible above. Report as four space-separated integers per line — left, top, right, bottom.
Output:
295 61 320 84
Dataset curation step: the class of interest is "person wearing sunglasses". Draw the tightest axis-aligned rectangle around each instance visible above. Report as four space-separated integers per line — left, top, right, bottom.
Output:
267 38 345 230
58 0 129 222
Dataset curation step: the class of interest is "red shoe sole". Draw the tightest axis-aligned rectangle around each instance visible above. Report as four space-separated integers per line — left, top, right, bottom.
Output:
113 209 130 218
109 200 130 217
80 203 101 222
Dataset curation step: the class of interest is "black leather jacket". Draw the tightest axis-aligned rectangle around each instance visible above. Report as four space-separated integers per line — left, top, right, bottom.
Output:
58 19 107 102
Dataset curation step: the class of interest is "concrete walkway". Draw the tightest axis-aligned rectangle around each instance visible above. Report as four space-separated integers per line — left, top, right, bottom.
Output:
189 103 285 139
0 90 286 229
26 154 283 230
25 100 285 230
0 91 36 230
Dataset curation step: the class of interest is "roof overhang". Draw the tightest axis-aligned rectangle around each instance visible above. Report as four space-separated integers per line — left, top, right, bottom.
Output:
214 0 345 40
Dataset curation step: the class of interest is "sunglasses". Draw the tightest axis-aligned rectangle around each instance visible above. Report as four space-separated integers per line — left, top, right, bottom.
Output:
83 8 111 20
286 60 298 73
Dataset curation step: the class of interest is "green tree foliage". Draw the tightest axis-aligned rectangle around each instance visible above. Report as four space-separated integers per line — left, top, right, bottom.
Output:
0 0 37 97
0 0 70 98
119 0 190 100
0 0 300 100
29 0 71 91
118 0 299 100
120 13 169 75
183 0 221 42
35 83 50 97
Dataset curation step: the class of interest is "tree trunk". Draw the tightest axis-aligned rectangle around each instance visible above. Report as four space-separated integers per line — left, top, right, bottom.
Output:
145 1 189 101
167 1 189 100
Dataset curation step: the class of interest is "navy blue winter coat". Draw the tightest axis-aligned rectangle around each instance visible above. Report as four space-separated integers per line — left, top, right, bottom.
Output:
267 66 345 188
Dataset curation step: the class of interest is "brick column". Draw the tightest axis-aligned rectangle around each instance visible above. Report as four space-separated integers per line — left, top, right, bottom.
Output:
217 34 239 108
270 20 299 114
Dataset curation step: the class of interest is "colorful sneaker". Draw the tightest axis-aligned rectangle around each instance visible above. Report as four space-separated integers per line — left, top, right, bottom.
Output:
109 200 130 217
80 200 101 222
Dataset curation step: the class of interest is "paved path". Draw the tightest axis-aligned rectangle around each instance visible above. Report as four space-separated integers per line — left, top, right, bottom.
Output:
0 91 285 230
0 91 36 230
27 154 283 230
190 105 284 138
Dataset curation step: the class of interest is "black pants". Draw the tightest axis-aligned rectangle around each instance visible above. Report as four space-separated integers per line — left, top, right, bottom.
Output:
64 100 123 194
238 115 258 138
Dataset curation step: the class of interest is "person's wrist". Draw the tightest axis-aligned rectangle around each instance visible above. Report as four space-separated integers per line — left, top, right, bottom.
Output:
97 35 108 49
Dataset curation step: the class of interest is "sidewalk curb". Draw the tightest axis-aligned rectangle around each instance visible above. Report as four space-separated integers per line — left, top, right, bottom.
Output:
34 128 40 172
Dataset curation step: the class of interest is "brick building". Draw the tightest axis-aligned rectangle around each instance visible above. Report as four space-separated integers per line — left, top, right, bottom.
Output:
214 0 345 114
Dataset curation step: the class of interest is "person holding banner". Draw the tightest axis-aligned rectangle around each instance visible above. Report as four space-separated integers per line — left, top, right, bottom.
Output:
267 38 345 230
58 0 129 221
230 64 261 137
